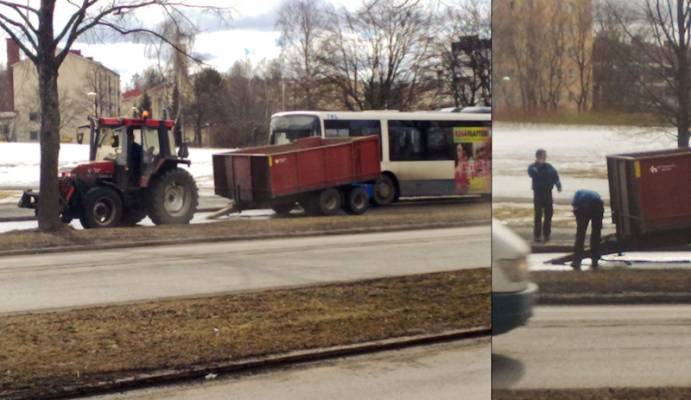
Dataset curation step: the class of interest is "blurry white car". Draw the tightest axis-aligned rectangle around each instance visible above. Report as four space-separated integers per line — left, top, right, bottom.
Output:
492 219 537 335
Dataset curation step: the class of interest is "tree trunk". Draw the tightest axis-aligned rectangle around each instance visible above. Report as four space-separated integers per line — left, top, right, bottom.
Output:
678 123 690 147
37 63 62 231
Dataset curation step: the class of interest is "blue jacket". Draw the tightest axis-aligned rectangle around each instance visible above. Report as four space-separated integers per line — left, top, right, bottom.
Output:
528 162 562 192
572 189 603 209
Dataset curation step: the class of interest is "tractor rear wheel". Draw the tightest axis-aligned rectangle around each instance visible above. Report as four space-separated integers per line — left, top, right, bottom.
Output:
344 187 369 215
79 187 123 229
147 168 198 225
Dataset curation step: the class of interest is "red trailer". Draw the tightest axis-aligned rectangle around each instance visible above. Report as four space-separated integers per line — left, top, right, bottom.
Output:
607 148 691 242
550 148 691 264
212 136 381 216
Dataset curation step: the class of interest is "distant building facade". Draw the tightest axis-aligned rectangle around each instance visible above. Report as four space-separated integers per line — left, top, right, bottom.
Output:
7 39 120 143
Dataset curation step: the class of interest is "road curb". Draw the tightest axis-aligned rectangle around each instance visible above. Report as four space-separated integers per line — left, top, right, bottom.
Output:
7 327 490 400
538 293 691 305
0 219 488 258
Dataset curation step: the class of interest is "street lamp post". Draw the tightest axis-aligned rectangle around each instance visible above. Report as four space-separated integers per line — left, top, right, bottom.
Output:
87 91 98 118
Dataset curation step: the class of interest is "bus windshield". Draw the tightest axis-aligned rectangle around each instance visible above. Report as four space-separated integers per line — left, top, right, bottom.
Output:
270 115 320 144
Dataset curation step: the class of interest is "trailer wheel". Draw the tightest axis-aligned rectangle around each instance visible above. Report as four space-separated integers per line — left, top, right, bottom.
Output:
373 175 396 206
79 187 123 229
121 208 147 226
344 187 369 215
271 201 295 216
317 188 342 216
147 168 199 225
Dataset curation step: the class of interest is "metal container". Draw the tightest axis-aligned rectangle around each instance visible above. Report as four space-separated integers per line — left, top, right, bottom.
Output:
213 136 381 208
607 148 691 240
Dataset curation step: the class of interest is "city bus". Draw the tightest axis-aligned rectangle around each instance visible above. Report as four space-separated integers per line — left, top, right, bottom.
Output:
269 110 491 205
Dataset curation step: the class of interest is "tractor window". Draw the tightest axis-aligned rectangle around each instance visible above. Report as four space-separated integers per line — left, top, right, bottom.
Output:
142 127 161 161
95 127 125 161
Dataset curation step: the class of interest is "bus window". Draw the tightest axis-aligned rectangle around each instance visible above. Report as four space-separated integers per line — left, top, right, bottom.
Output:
324 120 381 138
270 115 320 144
324 120 382 159
388 121 425 161
426 124 454 160
388 120 460 162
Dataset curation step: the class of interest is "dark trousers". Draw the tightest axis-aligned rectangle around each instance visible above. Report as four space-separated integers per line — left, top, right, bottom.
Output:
573 203 604 266
533 190 553 240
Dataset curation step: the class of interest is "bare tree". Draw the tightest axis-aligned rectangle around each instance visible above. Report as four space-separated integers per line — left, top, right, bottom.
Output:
606 0 691 147
276 0 327 109
570 0 593 111
187 67 224 146
0 1 229 231
318 0 436 110
540 4 568 110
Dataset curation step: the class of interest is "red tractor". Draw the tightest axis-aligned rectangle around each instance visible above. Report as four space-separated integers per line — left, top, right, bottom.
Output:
19 115 198 228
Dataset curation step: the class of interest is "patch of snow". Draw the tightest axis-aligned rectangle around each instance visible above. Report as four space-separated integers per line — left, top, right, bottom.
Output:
493 123 676 201
0 143 233 190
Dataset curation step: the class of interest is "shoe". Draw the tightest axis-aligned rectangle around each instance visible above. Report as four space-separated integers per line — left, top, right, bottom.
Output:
570 262 581 271
591 261 599 270
543 236 551 243
533 237 542 243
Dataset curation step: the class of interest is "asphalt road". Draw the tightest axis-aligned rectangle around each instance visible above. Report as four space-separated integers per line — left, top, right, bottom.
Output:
0 225 489 314
493 305 691 389
85 338 490 400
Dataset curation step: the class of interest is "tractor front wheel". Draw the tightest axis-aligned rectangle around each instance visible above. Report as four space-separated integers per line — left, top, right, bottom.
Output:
147 168 198 225
79 187 123 229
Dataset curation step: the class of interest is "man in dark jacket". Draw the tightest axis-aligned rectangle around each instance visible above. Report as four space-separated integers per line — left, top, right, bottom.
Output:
528 149 561 242
571 189 605 271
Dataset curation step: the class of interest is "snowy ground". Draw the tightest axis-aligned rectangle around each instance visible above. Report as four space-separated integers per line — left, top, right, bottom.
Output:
0 143 231 203
530 252 691 271
493 123 677 202
0 208 277 234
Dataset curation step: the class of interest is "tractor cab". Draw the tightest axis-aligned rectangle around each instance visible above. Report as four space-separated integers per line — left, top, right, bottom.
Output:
19 114 197 229
89 115 188 188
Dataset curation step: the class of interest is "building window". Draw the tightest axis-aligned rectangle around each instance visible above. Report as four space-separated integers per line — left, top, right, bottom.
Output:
29 112 40 122
30 131 39 141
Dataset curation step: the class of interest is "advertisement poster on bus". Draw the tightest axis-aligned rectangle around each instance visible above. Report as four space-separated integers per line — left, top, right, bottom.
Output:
454 126 491 195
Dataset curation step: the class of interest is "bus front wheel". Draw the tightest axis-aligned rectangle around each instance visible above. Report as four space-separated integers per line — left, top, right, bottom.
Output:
373 175 396 206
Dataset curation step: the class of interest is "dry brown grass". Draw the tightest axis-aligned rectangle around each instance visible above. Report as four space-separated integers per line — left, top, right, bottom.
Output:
0 269 490 399
493 388 691 400
532 269 691 295
0 202 489 253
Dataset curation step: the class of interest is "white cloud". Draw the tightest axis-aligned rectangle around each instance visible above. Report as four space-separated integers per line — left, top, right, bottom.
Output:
194 29 281 72
1 0 461 89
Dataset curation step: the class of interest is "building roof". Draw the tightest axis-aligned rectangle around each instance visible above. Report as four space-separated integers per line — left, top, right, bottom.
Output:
122 87 142 100
10 47 120 77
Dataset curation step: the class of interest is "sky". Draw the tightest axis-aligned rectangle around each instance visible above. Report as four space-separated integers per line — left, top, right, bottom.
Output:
0 0 360 87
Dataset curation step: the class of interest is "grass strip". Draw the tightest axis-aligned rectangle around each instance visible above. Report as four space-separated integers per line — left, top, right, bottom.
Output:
532 269 691 304
0 202 489 253
0 269 489 399
493 388 691 400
